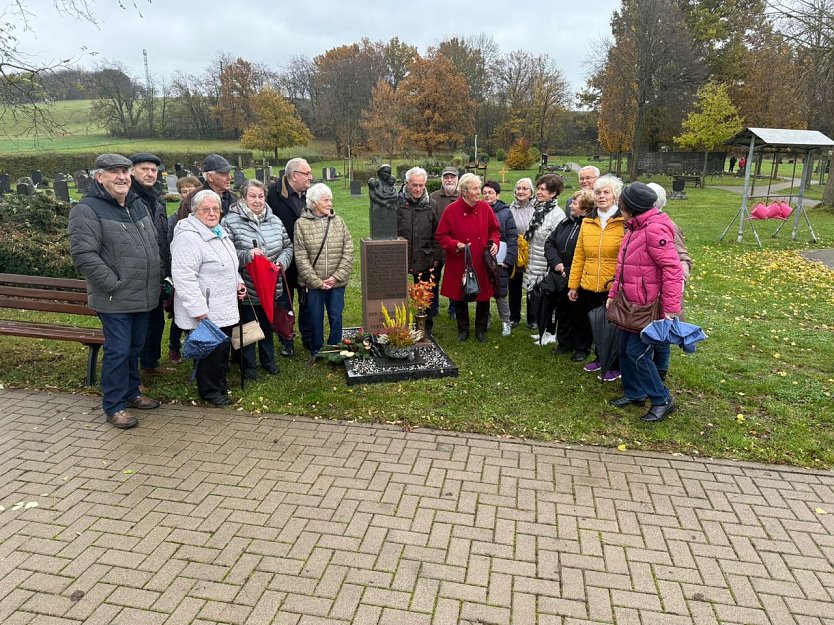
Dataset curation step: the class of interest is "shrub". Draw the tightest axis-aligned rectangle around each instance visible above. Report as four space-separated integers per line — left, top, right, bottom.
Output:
505 138 535 170
0 194 78 277
496 149 505 162
426 179 442 194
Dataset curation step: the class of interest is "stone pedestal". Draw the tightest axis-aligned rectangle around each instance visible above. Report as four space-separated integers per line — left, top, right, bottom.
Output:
360 238 408 332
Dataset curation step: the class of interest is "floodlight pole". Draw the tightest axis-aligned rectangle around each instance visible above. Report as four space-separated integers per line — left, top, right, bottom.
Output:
720 135 761 247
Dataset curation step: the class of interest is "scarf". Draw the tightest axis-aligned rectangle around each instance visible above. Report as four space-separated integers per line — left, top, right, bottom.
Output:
211 225 225 238
525 198 558 240
598 206 617 230
510 199 535 233
239 200 266 224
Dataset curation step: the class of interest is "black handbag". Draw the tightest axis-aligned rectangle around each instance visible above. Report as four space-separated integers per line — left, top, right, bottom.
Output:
461 244 480 302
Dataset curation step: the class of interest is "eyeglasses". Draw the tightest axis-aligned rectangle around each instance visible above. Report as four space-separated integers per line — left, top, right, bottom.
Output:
579 176 597 181
515 187 531 191
197 207 221 214
294 170 313 177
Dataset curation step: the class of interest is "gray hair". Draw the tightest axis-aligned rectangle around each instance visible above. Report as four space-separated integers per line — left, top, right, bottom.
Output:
458 172 482 193
647 182 667 210
285 157 309 176
579 165 600 178
514 177 534 191
240 179 266 198
306 183 332 209
405 166 428 183
191 189 222 214
593 174 624 203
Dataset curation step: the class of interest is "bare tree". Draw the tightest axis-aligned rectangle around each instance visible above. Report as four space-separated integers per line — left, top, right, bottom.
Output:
91 62 146 137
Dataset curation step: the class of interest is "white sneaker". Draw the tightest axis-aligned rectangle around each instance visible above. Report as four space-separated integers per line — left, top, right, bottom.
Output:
530 333 540 339
540 331 556 345
502 322 511 336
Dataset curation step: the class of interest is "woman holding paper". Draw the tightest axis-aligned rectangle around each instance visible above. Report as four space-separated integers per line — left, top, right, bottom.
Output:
481 181 518 336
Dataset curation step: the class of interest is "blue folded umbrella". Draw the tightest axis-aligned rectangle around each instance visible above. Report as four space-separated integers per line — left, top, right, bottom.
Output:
182 318 230 360
641 318 707 353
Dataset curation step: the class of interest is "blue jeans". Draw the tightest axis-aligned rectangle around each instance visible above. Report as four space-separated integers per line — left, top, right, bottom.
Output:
620 330 669 405
98 311 149 416
305 286 345 355
140 298 165 369
653 344 671 373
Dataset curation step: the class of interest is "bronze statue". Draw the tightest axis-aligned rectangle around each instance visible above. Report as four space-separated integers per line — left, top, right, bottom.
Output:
368 164 399 240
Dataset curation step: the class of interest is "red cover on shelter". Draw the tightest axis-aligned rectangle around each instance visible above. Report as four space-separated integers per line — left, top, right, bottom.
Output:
245 254 280 323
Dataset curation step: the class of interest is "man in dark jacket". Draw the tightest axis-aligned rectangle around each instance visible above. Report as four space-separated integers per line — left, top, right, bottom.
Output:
266 157 313 356
202 154 237 215
68 154 162 429
430 166 460 319
129 152 173 377
397 166 443 336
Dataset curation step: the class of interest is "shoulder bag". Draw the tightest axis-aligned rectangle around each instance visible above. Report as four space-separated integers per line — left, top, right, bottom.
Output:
231 294 266 349
606 235 661 333
461 244 480 302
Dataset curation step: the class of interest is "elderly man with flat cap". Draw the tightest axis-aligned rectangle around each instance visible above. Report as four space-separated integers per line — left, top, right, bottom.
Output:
68 154 162 429
201 153 238 215
129 152 173 377
430 166 460 319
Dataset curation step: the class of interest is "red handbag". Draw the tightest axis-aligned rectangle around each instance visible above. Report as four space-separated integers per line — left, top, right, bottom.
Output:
272 270 295 341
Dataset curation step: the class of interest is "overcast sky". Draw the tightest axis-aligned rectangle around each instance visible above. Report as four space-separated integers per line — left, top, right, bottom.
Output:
16 0 619 97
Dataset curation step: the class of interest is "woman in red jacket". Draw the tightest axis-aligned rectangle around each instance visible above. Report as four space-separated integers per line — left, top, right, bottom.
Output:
435 173 500 342
607 182 684 423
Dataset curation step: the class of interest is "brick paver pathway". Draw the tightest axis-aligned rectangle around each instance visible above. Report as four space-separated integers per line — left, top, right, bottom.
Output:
1 389 832 625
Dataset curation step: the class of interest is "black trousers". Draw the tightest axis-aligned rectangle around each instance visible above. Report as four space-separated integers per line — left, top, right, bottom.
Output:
555 289 592 352
454 300 489 334
239 302 275 372
508 270 526 324
579 288 618 369
195 325 233 401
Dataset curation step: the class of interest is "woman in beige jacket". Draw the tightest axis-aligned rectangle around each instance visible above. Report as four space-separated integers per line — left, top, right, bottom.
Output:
294 183 354 357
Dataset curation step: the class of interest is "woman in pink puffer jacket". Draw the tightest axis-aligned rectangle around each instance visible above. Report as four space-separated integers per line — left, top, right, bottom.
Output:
606 182 684 423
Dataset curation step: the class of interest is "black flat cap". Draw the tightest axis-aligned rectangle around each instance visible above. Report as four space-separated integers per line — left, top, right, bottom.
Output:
202 154 232 173
94 154 133 170
129 152 162 166
621 182 658 215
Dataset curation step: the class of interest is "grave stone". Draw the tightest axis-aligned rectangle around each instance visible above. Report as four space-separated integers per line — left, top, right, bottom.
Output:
16 182 32 196
255 167 265 182
0 173 10 194
166 174 179 195
234 168 246 189
54 178 70 202
266 165 273 180
31 170 43 186
329 166 338 179
360 239 409 332
350 180 362 197
73 171 92 195
322 168 331 181
670 177 687 200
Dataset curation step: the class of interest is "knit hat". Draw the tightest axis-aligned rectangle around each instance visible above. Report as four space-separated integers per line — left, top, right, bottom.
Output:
621 182 657 215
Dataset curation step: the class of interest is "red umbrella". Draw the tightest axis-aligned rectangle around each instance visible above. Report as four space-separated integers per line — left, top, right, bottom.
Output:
246 253 280 323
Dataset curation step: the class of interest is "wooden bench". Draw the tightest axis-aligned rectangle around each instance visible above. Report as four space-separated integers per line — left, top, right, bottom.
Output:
673 174 703 189
0 273 104 386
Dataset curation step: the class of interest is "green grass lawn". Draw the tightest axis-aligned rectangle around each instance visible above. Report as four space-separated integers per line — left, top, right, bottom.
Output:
1 162 833 469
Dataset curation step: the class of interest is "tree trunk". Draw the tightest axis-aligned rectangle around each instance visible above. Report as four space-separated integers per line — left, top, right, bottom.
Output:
702 149 708 184
823 158 834 206
274 147 278 162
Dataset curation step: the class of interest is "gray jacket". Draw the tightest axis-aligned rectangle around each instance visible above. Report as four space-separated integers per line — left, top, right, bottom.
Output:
68 180 161 313
222 202 293 305
171 215 243 331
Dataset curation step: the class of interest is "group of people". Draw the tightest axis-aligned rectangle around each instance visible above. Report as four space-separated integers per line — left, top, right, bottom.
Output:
68 151 689 430
69 153 353 428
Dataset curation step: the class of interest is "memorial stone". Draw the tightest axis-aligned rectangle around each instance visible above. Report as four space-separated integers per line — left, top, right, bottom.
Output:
367 165 398 240
54 178 70 202
234 168 245 189
31 170 43 186
255 167 265 182
73 171 91 195
360 239 409 332
350 180 362 197
16 182 32 196
322 167 331 181
329 167 338 179
0 173 10 194
167 174 179 194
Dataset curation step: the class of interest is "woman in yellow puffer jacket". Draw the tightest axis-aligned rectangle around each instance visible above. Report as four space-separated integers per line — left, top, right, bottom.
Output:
567 174 625 381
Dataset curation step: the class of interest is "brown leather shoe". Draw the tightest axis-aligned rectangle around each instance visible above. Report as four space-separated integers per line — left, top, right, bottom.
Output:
107 410 138 429
128 395 161 410
141 366 175 376
138 384 148 394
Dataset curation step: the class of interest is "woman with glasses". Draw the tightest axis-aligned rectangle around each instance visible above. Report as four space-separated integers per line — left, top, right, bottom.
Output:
508 177 535 328
171 190 246 405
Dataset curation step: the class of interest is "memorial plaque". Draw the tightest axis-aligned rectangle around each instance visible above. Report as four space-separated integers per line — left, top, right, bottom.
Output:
255 167 265 182
322 167 331 181
0 173 10 194
16 183 31 196
329 166 338 179
54 178 70 202
350 180 362 197
31 170 43 186
360 238 408 332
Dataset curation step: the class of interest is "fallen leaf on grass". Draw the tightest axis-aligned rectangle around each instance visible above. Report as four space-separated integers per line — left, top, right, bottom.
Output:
617 444 627 451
